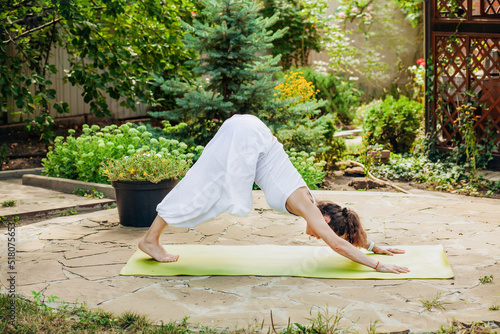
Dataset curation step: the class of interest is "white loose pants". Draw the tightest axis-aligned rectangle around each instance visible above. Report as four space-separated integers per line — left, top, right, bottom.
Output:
156 114 308 227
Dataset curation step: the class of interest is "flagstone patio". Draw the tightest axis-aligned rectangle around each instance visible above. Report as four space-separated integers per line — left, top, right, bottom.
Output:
0 179 499 332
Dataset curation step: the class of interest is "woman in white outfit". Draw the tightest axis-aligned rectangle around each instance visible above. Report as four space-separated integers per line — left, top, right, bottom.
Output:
139 115 410 274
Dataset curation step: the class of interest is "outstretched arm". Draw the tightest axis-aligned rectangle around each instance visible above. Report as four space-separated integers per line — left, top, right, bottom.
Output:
286 188 410 274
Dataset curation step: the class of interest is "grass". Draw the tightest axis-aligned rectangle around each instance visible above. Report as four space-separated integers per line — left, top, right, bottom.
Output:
0 216 20 226
479 275 494 284
420 292 449 311
2 293 498 334
489 305 499 311
2 200 16 207
60 209 78 216
73 187 105 199
437 319 498 334
0 295 359 334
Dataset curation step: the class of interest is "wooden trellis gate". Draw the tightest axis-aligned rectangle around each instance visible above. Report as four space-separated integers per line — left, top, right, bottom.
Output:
425 0 500 164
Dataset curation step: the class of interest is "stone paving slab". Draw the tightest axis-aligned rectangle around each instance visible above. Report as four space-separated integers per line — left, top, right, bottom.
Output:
0 189 499 333
0 179 115 220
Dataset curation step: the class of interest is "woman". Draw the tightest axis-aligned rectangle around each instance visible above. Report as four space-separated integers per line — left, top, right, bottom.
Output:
139 114 410 274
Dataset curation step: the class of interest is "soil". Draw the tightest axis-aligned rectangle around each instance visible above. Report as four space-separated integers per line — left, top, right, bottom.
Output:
0 127 47 171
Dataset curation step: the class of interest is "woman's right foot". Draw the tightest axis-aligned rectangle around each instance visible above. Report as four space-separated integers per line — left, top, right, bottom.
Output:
138 238 179 262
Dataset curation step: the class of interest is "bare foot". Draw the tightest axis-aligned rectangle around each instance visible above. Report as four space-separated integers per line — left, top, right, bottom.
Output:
138 238 179 262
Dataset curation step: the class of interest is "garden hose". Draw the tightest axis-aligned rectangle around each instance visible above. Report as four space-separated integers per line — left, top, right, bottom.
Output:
346 160 411 194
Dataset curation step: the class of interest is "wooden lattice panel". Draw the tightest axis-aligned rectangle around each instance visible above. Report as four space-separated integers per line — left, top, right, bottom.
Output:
434 0 500 19
435 0 468 19
433 35 468 146
484 0 500 15
431 33 500 150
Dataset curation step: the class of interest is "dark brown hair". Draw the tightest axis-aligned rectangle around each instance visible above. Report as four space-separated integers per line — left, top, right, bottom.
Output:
316 201 367 248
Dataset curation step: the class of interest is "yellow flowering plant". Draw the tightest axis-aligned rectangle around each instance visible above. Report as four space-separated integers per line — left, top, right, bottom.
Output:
453 103 481 176
100 149 192 184
274 71 319 108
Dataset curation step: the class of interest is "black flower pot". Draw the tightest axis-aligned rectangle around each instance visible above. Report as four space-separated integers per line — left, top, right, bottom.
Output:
111 179 178 227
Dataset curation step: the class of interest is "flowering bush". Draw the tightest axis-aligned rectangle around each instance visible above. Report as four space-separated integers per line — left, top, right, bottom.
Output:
408 58 425 103
43 123 203 184
269 70 345 166
100 151 191 184
288 149 327 190
274 71 319 108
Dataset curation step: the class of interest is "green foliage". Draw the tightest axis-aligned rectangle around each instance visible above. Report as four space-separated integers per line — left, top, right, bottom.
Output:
257 69 343 166
452 103 482 177
73 187 105 199
392 0 423 28
421 292 448 311
0 216 19 226
479 275 493 284
42 123 202 184
288 150 327 190
1 0 198 142
0 143 9 169
407 58 426 104
289 307 356 334
262 0 329 70
437 319 497 334
1 200 16 207
151 0 285 146
277 113 346 167
298 67 362 125
449 111 497 175
101 150 192 184
31 291 59 312
60 209 77 216
362 95 423 153
115 311 151 332
326 0 420 86
370 153 500 196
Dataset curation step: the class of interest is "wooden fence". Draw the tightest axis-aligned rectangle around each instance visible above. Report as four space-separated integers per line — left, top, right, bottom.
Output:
425 0 500 158
2 45 148 126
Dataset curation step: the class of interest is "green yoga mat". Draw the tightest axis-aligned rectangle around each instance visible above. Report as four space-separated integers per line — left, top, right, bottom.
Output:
120 244 453 279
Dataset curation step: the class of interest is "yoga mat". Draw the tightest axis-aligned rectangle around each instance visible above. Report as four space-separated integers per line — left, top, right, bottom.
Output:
120 244 454 279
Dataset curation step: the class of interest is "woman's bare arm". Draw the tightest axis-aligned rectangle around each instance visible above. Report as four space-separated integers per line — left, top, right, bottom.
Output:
286 188 410 274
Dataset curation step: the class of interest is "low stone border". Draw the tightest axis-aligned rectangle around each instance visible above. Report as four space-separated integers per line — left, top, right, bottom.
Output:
0 167 43 180
22 174 116 199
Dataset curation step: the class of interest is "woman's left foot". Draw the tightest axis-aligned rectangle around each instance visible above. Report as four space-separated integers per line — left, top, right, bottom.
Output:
138 238 179 262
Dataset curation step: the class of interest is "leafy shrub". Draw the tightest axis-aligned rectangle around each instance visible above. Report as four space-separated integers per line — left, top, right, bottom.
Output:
43 123 203 184
362 96 423 153
288 150 327 190
371 153 500 196
277 113 346 167
101 151 191 183
298 66 363 125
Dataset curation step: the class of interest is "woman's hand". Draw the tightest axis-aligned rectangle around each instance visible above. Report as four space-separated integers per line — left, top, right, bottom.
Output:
372 245 405 256
375 262 410 274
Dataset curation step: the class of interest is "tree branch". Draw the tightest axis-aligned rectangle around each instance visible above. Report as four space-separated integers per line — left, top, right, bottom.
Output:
11 0 36 9
3 17 63 44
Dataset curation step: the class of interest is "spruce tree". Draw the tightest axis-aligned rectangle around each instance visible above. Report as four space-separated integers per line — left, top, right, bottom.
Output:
151 0 286 145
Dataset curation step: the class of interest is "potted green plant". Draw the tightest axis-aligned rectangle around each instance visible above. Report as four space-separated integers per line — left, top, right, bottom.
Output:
101 150 192 227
